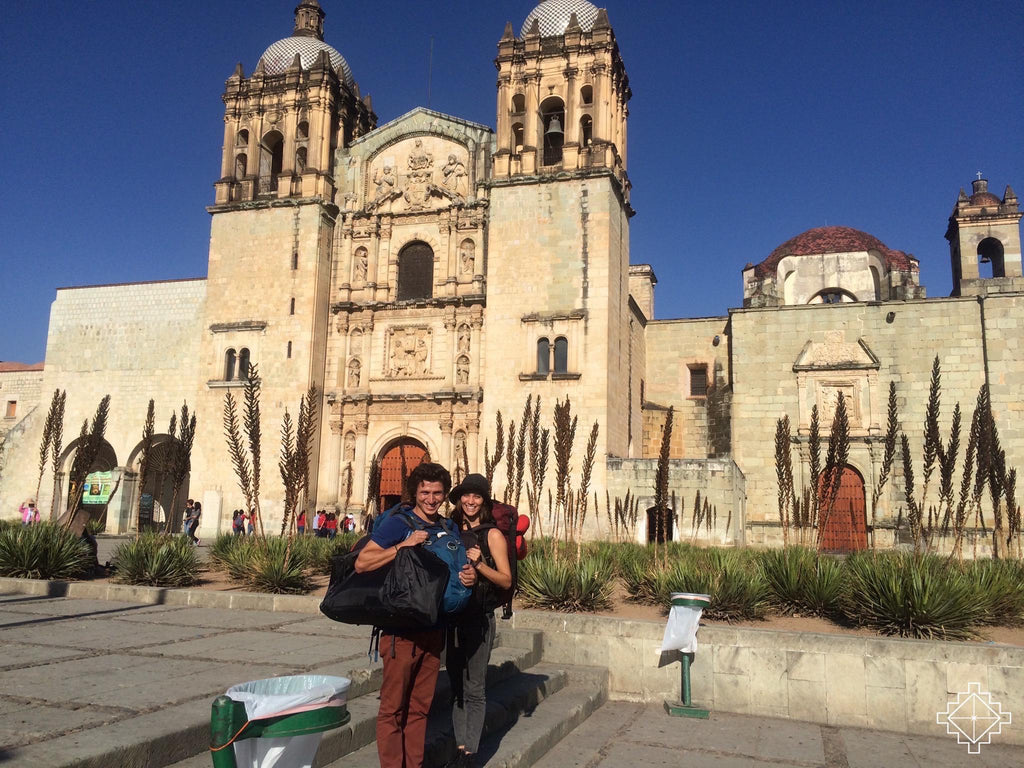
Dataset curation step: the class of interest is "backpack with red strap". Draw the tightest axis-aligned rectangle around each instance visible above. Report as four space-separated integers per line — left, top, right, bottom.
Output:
489 501 530 619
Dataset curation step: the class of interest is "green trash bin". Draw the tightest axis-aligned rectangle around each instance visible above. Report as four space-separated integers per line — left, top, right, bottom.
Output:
210 674 350 768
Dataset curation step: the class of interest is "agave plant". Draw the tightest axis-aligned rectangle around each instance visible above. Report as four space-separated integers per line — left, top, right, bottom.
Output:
759 546 844 617
208 533 241 570
965 558 1024 627
248 541 312 594
112 533 199 587
0 523 93 579
518 552 613 612
841 551 983 639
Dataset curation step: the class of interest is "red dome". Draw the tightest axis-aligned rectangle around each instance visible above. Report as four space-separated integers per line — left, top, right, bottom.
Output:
753 226 916 278
969 191 1002 206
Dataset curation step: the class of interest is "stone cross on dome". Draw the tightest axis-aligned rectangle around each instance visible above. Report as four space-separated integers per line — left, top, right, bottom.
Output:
977 171 984 180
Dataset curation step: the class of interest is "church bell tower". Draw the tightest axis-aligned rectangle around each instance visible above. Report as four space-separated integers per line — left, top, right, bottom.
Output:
483 1 636 497
946 177 1023 296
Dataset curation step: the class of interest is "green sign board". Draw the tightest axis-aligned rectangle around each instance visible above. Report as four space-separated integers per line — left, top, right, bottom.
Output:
82 470 117 505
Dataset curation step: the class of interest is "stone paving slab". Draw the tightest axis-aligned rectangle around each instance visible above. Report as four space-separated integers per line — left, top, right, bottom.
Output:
110 605 310 630
2 616 221 650
142 628 361 667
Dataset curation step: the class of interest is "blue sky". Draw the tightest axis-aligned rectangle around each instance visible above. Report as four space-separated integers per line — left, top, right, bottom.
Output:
1 1 1022 364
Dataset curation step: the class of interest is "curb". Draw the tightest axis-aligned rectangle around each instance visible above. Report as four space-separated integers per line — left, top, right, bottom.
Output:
0 576 323 614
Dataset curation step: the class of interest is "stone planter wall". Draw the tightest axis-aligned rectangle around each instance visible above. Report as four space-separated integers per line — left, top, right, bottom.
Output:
510 610 1023 745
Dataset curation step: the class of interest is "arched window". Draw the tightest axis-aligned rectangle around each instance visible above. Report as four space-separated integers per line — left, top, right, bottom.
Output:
540 97 565 166
296 121 309 140
978 237 1006 278
224 349 237 381
397 242 434 301
511 94 526 113
234 153 247 179
580 85 594 105
810 288 857 304
511 123 524 154
259 130 284 192
236 129 249 147
295 146 307 173
553 337 568 374
238 348 250 379
537 338 550 374
579 115 593 147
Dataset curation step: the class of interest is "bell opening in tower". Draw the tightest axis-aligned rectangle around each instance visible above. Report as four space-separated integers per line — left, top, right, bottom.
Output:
541 97 565 167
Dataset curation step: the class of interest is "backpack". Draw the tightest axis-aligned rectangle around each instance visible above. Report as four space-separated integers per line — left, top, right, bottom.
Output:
349 504 472 617
319 545 449 631
485 502 531 619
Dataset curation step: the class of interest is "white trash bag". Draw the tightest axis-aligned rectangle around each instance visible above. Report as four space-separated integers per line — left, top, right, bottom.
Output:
659 592 711 655
225 674 350 768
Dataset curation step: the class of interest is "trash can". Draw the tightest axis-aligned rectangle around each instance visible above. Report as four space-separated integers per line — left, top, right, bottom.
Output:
210 674 350 768
660 592 711 718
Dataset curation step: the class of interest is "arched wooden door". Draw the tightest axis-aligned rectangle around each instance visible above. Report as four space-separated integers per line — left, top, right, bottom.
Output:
820 466 868 553
378 438 427 512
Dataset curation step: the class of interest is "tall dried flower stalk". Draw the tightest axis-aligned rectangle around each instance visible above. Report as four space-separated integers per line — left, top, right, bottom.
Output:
166 402 197 534
484 411 504 485
654 407 675 548
129 399 156 533
36 389 62 505
870 381 900 547
920 356 943 514
62 395 112 529
774 415 793 545
48 390 66 519
808 405 822 530
816 392 850 550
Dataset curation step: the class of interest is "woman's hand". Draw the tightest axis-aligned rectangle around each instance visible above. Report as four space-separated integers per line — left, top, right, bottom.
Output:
466 546 482 565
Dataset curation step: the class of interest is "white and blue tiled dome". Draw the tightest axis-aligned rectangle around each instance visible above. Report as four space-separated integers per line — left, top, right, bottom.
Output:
259 37 354 87
521 0 601 37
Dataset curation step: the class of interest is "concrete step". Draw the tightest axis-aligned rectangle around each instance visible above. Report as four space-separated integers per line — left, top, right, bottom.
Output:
326 663 607 768
163 637 540 768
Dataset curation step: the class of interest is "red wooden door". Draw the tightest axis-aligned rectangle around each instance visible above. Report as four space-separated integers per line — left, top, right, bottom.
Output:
820 466 868 553
378 439 427 512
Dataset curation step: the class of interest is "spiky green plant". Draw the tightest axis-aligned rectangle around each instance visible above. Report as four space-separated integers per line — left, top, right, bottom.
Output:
0 523 93 579
248 536 313 593
518 552 613 612
966 558 1024 626
208 532 240 570
759 546 843 617
841 551 983 639
112 533 200 587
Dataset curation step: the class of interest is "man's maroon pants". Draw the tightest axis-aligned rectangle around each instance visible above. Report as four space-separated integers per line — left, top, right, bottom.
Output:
376 629 443 768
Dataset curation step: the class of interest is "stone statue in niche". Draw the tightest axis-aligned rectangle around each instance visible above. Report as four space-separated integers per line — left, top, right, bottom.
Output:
441 154 467 197
454 430 466 461
407 139 433 172
387 327 432 377
457 324 471 354
456 355 470 386
354 247 368 282
460 240 475 275
349 328 363 354
344 432 356 462
347 358 361 388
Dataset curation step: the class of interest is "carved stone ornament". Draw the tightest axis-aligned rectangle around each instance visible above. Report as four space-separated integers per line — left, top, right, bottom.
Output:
347 357 361 388
386 326 432 377
353 247 368 282
457 323 471 354
456 355 470 386
460 240 476 275
403 140 435 210
343 432 356 461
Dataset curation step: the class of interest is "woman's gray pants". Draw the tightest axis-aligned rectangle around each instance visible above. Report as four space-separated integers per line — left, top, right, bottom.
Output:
448 612 496 753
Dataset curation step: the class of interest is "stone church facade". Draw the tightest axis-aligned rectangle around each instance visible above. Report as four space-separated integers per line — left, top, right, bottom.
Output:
2 1 1022 550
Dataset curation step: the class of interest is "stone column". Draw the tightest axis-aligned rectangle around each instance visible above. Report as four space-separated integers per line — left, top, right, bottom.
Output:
323 422 343 503
353 420 370 511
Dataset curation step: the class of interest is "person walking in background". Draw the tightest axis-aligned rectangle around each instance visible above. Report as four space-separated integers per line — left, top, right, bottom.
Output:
325 512 338 539
231 510 245 536
182 499 195 537
315 509 328 538
247 510 256 536
445 474 512 768
297 509 306 535
187 502 202 545
20 499 36 526
343 512 357 532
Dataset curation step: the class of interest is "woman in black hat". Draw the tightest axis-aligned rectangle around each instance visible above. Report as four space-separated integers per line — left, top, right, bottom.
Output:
445 474 511 768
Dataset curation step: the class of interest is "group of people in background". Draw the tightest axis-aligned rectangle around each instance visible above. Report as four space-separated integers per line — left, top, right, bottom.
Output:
19 498 41 525
230 508 257 536
304 509 357 538
182 499 202 545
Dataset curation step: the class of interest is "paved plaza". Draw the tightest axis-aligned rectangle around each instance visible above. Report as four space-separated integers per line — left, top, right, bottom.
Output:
1 590 1021 767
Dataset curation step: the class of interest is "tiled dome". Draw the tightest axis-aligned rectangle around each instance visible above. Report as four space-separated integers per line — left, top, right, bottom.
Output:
521 0 601 37
259 37 354 87
753 226 917 278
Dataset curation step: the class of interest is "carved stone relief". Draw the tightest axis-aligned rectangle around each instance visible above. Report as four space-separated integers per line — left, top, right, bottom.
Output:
818 382 859 427
457 323 471 354
460 239 476 275
456 355 470 386
441 154 468 198
343 432 356 462
353 247 368 282
387 326 432 377
347 357 361 388
403 140 434 210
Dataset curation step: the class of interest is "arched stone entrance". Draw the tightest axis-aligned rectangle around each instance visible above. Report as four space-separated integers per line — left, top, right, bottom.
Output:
55 438 118 528
820 466 868 553
125 435 187 532
377 437 428 512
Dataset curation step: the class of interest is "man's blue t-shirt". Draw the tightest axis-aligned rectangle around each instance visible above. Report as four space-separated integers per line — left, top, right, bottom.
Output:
370 513 418 549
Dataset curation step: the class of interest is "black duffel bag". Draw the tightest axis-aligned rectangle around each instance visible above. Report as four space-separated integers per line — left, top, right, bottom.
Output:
319 545 448 631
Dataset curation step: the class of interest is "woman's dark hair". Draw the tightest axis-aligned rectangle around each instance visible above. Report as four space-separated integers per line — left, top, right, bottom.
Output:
451 493 494 530
404 462 452 499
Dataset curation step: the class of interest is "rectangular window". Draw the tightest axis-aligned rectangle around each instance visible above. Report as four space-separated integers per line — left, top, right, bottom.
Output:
5 401 16 418
689 366 708 398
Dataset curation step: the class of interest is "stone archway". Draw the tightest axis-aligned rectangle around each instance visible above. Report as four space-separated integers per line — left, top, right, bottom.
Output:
377 437 428 513
125 435 187 532
820 466 868 553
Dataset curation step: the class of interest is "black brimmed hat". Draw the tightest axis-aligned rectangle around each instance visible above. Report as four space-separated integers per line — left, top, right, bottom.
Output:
448 473 492 505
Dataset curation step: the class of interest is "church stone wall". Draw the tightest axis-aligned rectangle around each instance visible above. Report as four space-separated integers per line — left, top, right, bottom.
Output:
0 368 44 442
642 317 730 459
729 297 1022 544
0 279 206 526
